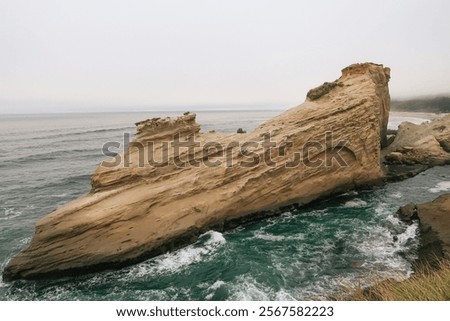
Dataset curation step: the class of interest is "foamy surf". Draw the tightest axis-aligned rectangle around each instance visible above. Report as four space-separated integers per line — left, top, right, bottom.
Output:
0 207 22 220
343 199 368 208
253 233 286 241
227 275 299 300
204 280 226 300
352 221 417 279
19 237 31 246
429 181 450 193
253 232 305 242
390 192 402 199
228 275 273 300
1 112 449 301
131 231 226 277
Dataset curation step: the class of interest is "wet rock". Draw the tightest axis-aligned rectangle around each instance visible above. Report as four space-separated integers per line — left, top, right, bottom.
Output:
398 194 450 268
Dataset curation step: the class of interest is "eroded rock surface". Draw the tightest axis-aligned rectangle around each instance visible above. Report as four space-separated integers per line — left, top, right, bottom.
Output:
398 194 450 266
3 63 391 280
384 115 450 166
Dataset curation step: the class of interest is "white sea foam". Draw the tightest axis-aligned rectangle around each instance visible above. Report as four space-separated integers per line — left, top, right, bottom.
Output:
429 181 450 193
228 275 299 300
374 202 389 216
51 193 68 198
274 290 297 301
347 200 418 280
396 223 418 246
253 232 304 242
390 192 402 199
132 231 226 277
205 230 226 245
204 280 226 300
19 237 31 245
228 275 272 300
343 199 368 208
208 280 225 291
253 233 286 241
0 207 22 220
286 234 305 241
353 220 417 280
341 191 359 197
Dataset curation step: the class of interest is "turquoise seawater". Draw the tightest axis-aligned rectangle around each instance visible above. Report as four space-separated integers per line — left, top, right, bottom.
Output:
0 111 449 300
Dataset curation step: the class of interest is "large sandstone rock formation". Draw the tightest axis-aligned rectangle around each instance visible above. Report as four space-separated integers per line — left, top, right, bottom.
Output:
3 63 391 281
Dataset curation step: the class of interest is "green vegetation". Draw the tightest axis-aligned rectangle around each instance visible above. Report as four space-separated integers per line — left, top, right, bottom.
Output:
348 261 450 301
391 96 450 113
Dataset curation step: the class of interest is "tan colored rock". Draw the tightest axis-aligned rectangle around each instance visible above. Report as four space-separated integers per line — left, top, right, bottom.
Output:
134 112 200 142
383 115 450 166
385 151 403 163
3 63 391 280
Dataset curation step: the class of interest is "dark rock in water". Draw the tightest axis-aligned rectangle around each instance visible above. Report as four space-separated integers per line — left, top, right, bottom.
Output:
398 194 450 268
236 128 246 134
381 217 406 235
397 203 419 222
332 238 346 255
411 206 419 220
383 164 430 182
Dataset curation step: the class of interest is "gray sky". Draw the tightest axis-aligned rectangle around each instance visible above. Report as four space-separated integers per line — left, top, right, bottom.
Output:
1 0 449 113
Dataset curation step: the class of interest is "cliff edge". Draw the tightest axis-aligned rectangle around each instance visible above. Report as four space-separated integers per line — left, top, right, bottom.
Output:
3 63 391 280
398 194 450 267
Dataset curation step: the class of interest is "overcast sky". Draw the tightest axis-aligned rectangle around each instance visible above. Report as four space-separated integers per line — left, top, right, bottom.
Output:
1 0 449 113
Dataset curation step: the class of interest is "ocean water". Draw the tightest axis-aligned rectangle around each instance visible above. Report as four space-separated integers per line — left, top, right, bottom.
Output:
0 110 449 300
387 114 430 130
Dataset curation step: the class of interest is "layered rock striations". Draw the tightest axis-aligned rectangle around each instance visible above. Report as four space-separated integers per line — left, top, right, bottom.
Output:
3 63 391 280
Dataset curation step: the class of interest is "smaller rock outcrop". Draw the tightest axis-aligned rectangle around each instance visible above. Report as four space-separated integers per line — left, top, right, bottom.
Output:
135 112 200 142
383 115 450 180
398 194 450 267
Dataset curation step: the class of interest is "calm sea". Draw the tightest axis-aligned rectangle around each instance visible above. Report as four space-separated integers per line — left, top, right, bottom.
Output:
0 110 449 300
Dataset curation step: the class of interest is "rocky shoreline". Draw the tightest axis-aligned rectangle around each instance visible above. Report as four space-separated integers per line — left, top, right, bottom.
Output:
397 194 450 269
3 62 391 280
349 194 450 301
3 62 450 282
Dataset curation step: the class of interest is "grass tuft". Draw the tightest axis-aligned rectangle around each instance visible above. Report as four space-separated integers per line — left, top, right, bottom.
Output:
346 260 450 301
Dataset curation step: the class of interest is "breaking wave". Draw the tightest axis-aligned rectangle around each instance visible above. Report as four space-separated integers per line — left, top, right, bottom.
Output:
343 198 368 208
131 231 226 277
